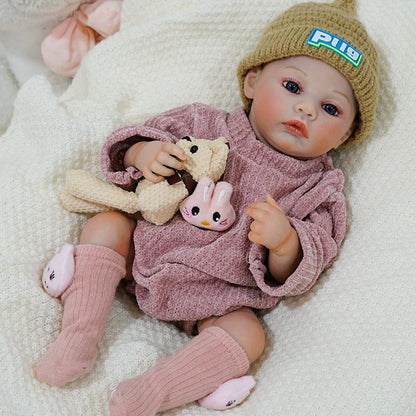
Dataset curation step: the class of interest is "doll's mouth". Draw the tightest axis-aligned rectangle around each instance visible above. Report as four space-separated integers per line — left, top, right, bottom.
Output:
282 120 308 138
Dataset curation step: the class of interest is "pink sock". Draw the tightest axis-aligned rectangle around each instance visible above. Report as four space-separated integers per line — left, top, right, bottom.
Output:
35 244 126 386
109 326 250 416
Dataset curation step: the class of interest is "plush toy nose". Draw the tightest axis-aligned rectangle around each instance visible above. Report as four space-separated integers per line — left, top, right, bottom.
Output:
201 220 210 226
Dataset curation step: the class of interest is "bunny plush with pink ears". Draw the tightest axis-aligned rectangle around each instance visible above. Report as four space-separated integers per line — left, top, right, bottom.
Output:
180 177 235 231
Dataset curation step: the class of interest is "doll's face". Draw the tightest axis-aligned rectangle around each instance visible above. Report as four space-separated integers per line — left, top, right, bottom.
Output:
244 55 357 159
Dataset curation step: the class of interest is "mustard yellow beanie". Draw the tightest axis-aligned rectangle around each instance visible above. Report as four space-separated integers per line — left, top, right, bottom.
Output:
237 0 379 145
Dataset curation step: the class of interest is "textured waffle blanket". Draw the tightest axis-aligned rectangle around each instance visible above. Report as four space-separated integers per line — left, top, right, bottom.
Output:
0 1 415 415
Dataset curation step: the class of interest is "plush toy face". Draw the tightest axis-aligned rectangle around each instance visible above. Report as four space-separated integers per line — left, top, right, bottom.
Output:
176 136 229 182
179 177 235 231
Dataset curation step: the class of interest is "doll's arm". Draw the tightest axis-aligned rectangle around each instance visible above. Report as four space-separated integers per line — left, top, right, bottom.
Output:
247 170 346 297
245 194 302 283
124 140 186 183
267 228 302 284
101 103 224 186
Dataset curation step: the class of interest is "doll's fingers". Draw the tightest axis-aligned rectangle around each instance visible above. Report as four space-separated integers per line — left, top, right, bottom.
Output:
266 193 278 206
245 206 268 223
142 167 164 184
150 161 176 178
247 230 263 246
248 195 280 211
246 200 269 212
245 204 262 218
163 142 187 161
266 194 285 213
249 220 264 234
244 206 257 219
159 153 185 171
266 194 283 210
246 199 276 215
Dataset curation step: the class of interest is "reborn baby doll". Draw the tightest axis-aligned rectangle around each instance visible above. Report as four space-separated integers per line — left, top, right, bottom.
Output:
35 1 379 415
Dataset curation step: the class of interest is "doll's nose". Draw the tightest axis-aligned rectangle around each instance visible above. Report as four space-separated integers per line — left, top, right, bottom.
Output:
201 220 210 226
295 100 317 120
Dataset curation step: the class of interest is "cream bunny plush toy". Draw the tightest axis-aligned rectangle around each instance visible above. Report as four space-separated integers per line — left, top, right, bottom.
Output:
61 136 232 226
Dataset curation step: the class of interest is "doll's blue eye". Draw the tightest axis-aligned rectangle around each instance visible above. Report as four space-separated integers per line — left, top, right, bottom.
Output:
323 103 339 116
191 206 200 216
283 81 300 94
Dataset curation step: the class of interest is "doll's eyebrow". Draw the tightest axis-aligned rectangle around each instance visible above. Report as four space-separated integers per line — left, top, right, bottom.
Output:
333 90 352 104
285 65 307 76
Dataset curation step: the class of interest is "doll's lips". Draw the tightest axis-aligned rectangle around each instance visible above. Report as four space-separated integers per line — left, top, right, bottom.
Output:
282 120 308 138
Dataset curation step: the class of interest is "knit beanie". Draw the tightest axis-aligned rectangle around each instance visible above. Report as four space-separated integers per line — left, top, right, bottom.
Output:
237 0 379 145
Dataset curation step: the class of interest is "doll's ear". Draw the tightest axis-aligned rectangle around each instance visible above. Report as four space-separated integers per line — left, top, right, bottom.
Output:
340 122 357 144
243 67 262 100
333 123 356 149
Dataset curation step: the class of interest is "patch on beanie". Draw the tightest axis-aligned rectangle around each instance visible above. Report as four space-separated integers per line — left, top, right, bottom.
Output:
307 28 363 67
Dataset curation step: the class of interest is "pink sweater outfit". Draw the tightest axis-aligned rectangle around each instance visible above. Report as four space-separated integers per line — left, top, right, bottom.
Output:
101 103 346 333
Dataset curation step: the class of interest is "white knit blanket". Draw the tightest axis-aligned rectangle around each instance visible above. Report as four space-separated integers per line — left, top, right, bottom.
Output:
1 1 415 415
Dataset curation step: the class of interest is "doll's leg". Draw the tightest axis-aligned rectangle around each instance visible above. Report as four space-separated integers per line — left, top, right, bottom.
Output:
109 307 264 416
35 211 135 386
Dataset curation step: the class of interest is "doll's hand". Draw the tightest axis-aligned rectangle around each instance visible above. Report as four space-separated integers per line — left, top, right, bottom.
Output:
245 194 294 254
125 141 186 183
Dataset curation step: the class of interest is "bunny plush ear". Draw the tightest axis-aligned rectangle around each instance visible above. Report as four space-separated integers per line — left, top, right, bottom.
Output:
179 177 235 231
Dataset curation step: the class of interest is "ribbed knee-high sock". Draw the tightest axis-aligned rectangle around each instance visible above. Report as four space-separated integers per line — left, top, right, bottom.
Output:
109 326 250 416
35 244 126 386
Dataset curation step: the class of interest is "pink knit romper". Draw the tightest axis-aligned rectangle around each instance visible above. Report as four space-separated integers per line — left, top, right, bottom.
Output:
101 103 346 333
